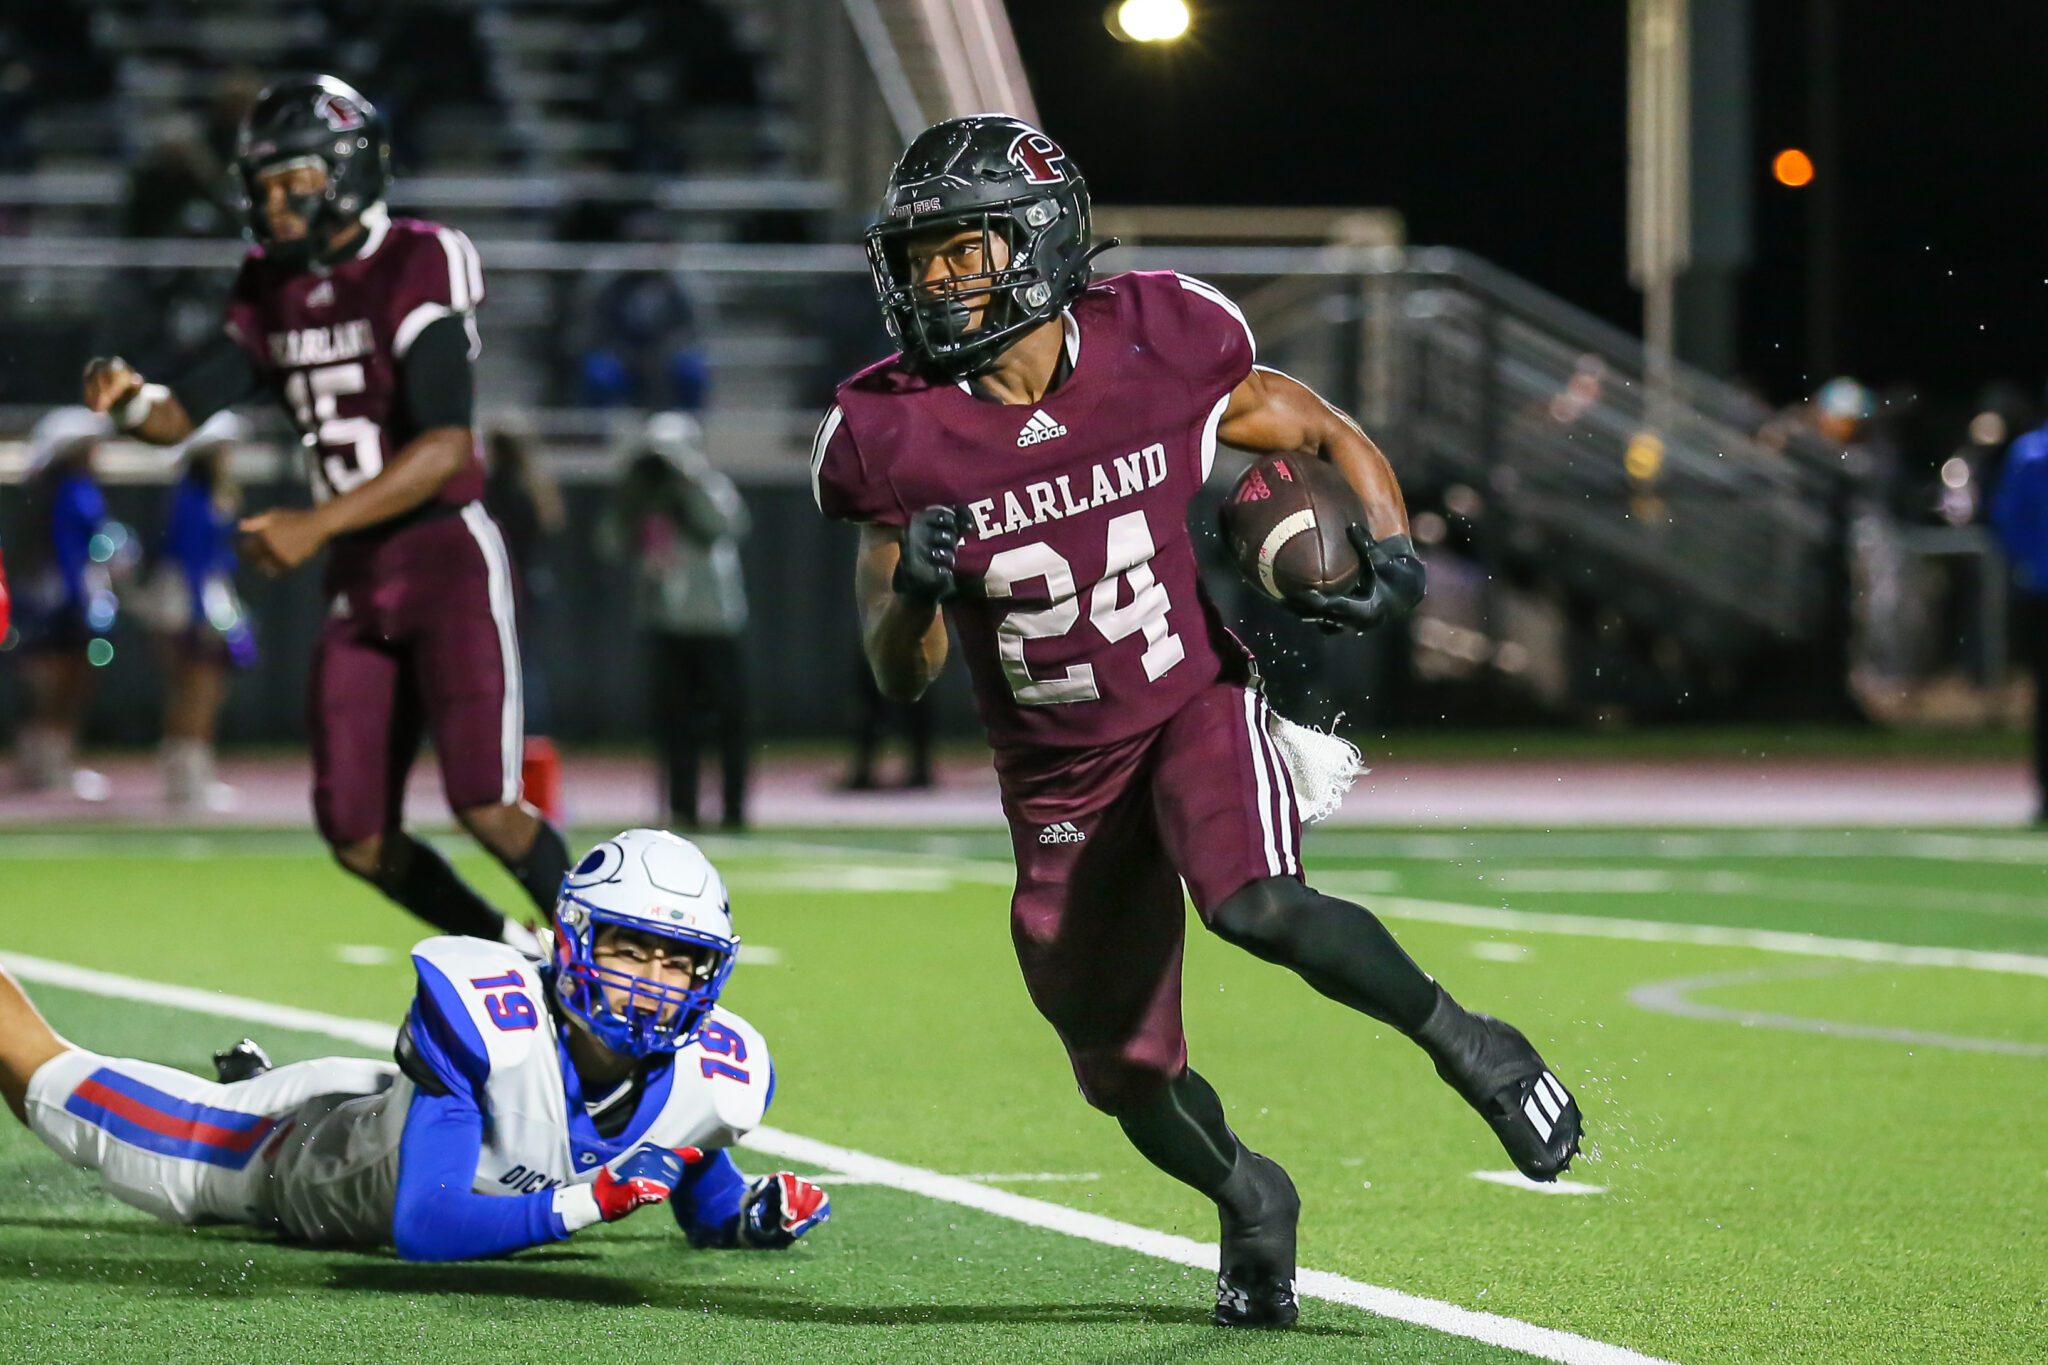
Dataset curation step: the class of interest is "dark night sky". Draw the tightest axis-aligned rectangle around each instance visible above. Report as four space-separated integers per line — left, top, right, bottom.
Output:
1008 1 2048 414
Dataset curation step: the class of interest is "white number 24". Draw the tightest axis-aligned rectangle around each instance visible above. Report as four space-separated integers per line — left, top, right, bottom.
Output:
983 509 1184 705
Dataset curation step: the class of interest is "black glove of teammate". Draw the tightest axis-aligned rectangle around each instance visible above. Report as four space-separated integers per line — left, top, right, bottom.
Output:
1291 528 1425 635
893 505 964 604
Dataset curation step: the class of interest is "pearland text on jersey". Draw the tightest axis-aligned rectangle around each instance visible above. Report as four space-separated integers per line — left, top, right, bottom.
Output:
967 442 1168 542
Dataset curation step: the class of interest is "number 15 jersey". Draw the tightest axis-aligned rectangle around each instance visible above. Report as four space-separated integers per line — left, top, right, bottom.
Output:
813 270 1257 751
222 209 486 517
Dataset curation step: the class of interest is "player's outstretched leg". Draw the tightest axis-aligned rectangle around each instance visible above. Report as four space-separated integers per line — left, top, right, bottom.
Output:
332 830 537 953
458 802 572 917
1117 1069 1300 1328
0 962 75 1125
1209 877 1582 1181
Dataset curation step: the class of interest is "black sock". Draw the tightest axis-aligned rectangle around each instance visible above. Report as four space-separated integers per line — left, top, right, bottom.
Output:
1214 881 1438 1035
374 834 509 941
1116 1068 1246 1200
497 819 572 915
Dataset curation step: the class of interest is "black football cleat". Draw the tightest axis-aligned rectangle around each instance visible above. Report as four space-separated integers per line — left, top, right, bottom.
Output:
1213 1152 1300 1329
213 1038 273 1085
1417 988 1582 1181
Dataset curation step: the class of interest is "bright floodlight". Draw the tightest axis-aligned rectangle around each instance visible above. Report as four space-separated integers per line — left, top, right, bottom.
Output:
1113 0 1191 43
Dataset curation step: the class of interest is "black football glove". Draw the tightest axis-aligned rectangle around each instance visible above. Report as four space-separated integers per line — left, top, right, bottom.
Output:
893 505 964 604
1291 528 1425 635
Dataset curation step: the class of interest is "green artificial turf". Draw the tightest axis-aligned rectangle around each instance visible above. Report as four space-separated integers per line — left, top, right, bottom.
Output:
1 826 2044 1363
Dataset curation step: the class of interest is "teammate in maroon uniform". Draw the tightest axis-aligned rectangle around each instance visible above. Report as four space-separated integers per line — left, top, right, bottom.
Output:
815 116 1583 1327
80 76 569 953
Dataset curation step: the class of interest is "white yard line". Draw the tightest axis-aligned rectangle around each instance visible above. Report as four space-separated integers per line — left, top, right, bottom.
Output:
0 949 1674 1365
1318 891 2048 980
705 835 2048 978
1471 1171 1610 1196
744 1126 1670 1365
1626 965 2048 1057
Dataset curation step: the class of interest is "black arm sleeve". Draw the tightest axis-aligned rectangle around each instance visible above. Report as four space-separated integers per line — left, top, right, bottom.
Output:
401 314 476 431
175 335 266 426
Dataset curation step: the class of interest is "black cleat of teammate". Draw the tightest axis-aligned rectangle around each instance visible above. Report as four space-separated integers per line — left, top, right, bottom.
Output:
212 1038 273 1085
1416 986 1581 1180
1212 1152 1301 1329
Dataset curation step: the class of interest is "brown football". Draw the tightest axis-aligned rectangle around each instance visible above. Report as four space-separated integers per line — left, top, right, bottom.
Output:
1219 454 1365 603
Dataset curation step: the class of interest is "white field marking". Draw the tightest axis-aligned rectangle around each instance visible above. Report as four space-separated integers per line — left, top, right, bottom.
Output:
738 944 783 966
742 1127 1674 1365
1477 866 2048 924
805 1171 1102 1187
1484 870 1691 894
704 835 2048 980
1299 830 2048 865
1627 964 2048 1057
331 944 394 967
0 949 1674 1365
1304 887 2048 980
1471 1171 1610 1196
1 952 393 1050
747 865 959 894
1469 942 1533 963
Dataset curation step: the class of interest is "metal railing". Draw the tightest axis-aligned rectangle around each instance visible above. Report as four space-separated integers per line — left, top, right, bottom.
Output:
0 237 1859 658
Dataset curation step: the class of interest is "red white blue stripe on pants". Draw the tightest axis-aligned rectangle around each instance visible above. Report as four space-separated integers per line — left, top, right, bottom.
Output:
63 1067 277 1170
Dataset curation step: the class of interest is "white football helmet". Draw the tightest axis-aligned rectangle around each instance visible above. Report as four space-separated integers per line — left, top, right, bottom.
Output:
551 829 740 1057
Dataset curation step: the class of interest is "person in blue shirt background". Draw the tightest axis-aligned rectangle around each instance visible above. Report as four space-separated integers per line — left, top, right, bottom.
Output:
144 412 256 811
1991 419 2048 823
9 407 124 802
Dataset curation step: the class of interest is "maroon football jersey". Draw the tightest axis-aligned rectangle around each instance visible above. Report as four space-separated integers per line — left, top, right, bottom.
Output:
222 211 487 526
814 270 1257 750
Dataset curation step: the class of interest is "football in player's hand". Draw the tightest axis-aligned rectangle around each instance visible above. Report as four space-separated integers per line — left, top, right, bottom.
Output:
1219 455 1366 605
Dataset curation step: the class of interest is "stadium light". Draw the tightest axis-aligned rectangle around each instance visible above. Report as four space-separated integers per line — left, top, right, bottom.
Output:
1107 0 1191 43
1772 148 1815 188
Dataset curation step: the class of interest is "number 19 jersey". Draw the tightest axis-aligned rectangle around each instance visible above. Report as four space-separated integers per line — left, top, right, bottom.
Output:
812 270 1257 751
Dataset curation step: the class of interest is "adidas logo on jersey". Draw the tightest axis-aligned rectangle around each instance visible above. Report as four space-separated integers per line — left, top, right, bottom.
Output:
1038 821 1086 845
1017 409 1068 447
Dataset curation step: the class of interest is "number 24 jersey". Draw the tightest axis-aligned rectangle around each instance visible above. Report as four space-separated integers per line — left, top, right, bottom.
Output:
812 270 1258 751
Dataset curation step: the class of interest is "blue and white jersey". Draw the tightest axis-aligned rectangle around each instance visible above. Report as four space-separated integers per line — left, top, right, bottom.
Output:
266 935 773 1255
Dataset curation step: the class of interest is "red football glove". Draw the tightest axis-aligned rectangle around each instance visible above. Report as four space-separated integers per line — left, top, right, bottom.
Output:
591 1144 684 1222
0 543 11 640
739 1171 832 1249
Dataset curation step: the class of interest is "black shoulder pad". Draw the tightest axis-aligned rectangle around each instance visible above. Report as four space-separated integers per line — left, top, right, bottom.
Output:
393 1017 452 1096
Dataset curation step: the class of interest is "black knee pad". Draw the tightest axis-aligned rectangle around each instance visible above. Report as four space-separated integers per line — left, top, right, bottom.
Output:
1210 876 1311 957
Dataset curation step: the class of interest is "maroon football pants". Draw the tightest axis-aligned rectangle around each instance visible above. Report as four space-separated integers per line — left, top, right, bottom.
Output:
998 680 1305 1112
309 506 523 847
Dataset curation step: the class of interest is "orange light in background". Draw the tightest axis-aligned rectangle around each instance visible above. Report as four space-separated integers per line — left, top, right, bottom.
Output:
1773 148 1815 188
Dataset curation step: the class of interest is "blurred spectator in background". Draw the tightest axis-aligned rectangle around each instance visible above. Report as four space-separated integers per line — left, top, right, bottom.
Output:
483 420 568 821
10 408 123 801
598 412 750 829
842 661 934 791
141 412 255 811
554 203 710 411
1991 414 2048 824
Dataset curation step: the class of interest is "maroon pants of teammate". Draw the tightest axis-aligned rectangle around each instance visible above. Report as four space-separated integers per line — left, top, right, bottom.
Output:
998 680 1304 1111
310 506 523 846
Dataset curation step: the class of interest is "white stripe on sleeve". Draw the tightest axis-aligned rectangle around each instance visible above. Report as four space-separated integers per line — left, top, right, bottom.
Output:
809 405 845 514
434 226 473 311
1175 273 1257 361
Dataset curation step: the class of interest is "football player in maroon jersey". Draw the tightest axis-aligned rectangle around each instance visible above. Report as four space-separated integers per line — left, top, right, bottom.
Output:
81 76 568 955
815 116 1583 1328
